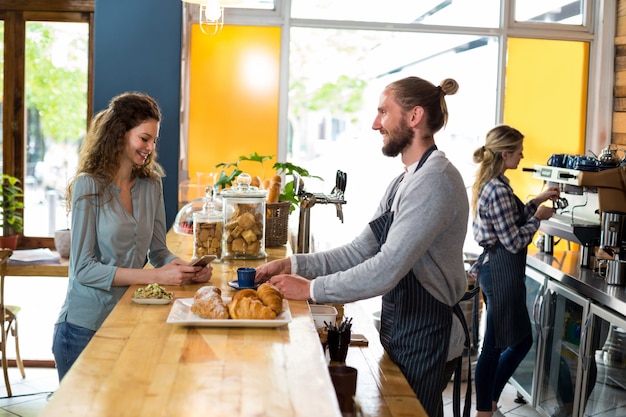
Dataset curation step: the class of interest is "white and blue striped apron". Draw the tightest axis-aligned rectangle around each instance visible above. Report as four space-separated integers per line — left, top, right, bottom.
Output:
485 185 531 348
368 146 472 417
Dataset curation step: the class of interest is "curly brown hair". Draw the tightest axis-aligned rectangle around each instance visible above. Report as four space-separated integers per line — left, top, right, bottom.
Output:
67 92 164 211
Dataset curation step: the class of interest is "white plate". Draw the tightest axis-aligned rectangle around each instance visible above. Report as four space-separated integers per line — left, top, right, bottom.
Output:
166 297 292 327
132 297 173 305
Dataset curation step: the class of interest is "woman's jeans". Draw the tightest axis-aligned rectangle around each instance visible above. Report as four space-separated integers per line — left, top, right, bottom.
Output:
475 262 533 411
52 321 96 382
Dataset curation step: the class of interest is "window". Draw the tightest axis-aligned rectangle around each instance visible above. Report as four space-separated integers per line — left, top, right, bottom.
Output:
182 0 612 252
290 0 501 27
287 28 499 250
0 1 93 248
513 0 588 26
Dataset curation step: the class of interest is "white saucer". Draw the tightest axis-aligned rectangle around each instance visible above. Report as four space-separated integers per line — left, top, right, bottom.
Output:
228 280 260 290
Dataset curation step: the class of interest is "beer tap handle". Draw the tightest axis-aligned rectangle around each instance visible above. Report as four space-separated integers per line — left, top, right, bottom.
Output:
300 193 317 209
335 203 344 223
332 170 347 196
293 172 305 197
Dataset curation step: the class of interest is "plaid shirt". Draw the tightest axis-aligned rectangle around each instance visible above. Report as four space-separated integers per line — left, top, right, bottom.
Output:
472 175 540 254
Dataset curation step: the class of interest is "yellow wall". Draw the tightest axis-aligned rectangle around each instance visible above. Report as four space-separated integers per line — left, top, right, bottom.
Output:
503 38 589 202
188 25 281 184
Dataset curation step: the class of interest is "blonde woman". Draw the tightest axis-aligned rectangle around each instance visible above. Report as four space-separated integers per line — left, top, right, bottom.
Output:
470 125 559 416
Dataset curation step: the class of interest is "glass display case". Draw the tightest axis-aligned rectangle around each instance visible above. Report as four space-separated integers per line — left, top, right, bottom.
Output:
579 304 626 416
509 266 548 403
536 280 589 417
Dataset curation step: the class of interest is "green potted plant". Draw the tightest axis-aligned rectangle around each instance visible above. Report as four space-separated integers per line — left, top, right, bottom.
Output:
214 152 322 213
214 151 273 190
272 161 322 213
0 174 24 249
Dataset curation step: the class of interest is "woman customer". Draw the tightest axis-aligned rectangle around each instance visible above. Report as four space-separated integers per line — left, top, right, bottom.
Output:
470 125 559 416
52 92 212 381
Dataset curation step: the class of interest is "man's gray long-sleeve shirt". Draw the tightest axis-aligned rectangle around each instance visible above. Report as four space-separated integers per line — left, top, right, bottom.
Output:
293 150 469 359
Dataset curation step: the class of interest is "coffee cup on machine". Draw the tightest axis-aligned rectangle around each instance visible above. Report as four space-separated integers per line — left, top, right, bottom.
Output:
547 154 566 167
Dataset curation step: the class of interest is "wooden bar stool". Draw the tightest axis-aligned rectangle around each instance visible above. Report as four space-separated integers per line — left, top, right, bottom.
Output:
0 249 25 397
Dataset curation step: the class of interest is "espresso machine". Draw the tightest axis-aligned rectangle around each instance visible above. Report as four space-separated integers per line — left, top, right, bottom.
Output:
579 167 626 285
531 164 602 267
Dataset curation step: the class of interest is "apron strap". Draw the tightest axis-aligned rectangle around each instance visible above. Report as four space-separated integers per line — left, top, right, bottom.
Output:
452 288 479 417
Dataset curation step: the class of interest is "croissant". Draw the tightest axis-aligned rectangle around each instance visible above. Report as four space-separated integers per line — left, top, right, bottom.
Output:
194 285 221 301
191 288 229 319
256 283 283 314
232 288 258 302
228 297 276 320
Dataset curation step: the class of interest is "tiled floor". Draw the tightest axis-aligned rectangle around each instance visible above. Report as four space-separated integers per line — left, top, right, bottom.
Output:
443 378 542 417
0 366 58 417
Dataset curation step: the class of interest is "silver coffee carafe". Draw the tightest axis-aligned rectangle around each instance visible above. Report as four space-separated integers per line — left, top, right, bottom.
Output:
599 211 626 285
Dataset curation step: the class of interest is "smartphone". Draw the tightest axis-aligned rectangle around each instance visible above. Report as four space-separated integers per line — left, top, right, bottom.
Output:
188 255 217 267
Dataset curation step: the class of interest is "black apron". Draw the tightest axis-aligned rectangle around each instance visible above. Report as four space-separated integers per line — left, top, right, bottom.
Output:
368 146 472 417
485 181 532 348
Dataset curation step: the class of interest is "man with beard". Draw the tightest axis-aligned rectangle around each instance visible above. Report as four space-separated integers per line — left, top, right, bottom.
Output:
256 76 469 417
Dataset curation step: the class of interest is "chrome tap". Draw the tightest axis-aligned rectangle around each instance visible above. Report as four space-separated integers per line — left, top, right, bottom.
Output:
295 170 347 253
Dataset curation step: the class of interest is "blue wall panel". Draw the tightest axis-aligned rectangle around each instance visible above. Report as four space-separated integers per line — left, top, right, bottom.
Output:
94 0 182 228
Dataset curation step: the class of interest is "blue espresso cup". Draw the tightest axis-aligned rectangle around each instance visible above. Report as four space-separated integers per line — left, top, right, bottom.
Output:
547 153 566 167
237 267 256 288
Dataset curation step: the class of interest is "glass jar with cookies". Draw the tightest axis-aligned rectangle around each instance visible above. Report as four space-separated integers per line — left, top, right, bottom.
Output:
192 186 223 260
221 173 268 260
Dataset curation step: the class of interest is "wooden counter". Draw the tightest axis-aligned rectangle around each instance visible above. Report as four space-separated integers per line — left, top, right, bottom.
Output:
6 254 68 277
39 231 425 417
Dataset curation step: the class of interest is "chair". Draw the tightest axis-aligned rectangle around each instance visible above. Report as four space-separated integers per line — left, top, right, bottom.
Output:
0 249 25 397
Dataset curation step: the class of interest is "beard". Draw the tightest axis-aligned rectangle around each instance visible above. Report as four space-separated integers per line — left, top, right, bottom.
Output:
381 118 414 157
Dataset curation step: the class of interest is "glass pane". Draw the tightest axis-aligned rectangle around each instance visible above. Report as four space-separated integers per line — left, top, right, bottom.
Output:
514 0 584 25
288 27 498 251
0 20 3 172
225 0 274 10
511 275 544 398
583 310 626 416
291 0 500 28
24 21 88 237
538 289 582 417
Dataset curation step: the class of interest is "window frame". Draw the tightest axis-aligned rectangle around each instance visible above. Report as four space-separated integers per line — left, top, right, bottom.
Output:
180 0 615 175
0 0 94 248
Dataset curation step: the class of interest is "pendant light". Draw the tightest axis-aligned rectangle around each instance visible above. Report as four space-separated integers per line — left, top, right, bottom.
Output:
181 0 224 36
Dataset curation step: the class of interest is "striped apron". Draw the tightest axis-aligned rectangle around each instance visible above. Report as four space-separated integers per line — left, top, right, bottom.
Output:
485 191 531 348
368 146 471 417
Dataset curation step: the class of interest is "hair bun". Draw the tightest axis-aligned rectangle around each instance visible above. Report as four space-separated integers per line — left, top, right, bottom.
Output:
439 78 459 96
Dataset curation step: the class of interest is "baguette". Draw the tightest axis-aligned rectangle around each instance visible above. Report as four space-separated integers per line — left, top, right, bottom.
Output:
266 175 281 203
